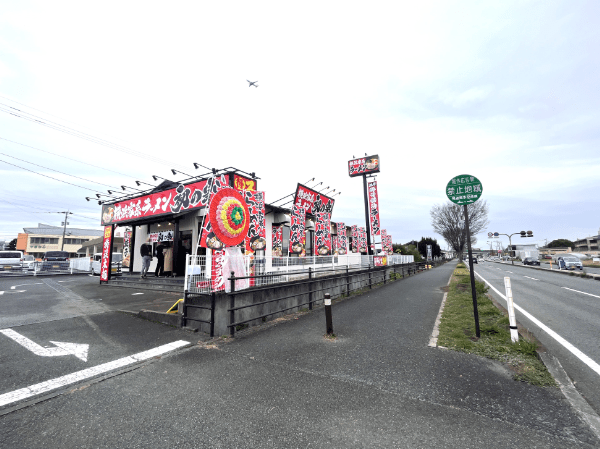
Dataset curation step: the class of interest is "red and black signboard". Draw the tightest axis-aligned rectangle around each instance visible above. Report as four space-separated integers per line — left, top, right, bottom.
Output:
100 225 113 282
314 212 332 256
289 204 306 255
336 222 347 255
272 225 283 257
367 180 381 236
233 174 257 192
348 155 380 177
293 183 335 215
351 225 359 253
101 175 229 226
243 191 266 255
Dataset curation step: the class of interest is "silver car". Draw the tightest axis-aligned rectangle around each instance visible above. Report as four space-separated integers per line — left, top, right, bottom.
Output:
557 256 583 270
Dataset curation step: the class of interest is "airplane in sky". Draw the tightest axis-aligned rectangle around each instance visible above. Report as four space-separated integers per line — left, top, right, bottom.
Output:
247 80 258 88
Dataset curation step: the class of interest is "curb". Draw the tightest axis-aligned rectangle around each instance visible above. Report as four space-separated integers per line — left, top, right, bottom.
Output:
539 352 600 440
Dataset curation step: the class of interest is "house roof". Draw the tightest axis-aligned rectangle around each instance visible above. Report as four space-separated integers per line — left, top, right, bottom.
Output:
23 223 104 237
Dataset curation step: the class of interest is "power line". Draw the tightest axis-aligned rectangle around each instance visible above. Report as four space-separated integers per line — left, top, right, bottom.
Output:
0 93 133 145
0 136 140 181
0 159 105 194
0 102 193 171
0 151 118 189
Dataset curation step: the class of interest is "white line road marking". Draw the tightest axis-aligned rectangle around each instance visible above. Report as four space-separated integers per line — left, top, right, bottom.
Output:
523 276 539 280
0 290 26 295
505 271 513 273
0 340 190 408
132 293 144 295
0 329 89 361
10 283 43 290
474 271 600 377
562 287 600 299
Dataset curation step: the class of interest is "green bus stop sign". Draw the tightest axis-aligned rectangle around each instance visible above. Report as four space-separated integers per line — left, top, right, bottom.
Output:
446 174 482 205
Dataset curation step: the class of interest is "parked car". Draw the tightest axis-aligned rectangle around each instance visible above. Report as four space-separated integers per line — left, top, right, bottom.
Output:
463 257 478 264
91 252 123 276
522 257 540 266
556 256 583 271
40 251 70 271
22 254 36 270
0 250 24 272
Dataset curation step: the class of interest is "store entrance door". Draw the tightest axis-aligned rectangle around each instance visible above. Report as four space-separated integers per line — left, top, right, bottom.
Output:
177 231 192 276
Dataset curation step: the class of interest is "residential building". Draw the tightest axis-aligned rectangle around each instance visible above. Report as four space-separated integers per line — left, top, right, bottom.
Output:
21 223 104 259
573 229 600 254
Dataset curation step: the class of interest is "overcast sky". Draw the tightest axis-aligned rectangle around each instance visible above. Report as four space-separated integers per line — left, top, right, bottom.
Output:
1 1 599 251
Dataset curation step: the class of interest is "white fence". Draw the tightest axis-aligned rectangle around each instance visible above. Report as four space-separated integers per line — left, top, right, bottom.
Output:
185 253 415 295
70 258 92 272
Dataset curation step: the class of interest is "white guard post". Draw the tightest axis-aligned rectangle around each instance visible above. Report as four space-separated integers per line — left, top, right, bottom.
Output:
503 277 519 342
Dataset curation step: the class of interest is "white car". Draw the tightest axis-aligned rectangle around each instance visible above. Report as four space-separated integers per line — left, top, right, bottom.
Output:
22 255 36 270
0 250 24 272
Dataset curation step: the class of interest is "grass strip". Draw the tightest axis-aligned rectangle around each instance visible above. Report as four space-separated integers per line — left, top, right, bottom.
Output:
437 263 556 387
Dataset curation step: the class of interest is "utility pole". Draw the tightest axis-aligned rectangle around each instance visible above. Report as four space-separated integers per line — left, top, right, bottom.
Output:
60 211 73 251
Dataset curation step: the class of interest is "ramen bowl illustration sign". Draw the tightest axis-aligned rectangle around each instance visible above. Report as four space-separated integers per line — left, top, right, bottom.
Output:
208 188 251 247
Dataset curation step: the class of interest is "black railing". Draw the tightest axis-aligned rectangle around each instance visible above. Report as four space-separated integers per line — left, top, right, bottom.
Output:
181 291 216 337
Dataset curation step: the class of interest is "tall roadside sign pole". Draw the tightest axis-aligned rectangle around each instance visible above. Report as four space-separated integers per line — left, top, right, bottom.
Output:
446 174 483 338
362 173 372 255
348 155 381 256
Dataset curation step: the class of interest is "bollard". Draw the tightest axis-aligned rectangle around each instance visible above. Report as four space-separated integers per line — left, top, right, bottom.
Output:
324 293 333 335
503 277 519 342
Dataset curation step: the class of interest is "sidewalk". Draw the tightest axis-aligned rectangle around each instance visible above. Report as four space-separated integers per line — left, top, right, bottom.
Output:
3 261 598 448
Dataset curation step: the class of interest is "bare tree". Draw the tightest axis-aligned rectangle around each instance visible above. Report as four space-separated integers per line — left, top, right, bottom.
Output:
430 201 489 258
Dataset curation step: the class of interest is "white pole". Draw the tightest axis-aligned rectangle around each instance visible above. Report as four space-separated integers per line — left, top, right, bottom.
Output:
503 277 519 342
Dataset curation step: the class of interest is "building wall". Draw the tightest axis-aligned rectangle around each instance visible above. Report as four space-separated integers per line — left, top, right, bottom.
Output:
25 234 100 259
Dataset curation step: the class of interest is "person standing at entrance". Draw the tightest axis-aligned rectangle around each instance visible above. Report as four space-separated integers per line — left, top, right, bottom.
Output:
154 243 165 277
140 239 152 278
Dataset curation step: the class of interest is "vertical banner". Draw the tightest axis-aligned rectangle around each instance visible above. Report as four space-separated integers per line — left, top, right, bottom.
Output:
100 225 113 282
332 235 339 255
358 227 367 253
272 225 283 257
122 230 132 267
336 223 347 255
427 244 432 261
314 212 332 256
381 229 387 254
211 249 226 291
367 180 381 237
243 191 266 255
336 222 347 255
351 225 359 253
386 234 393 254
289 204 306 255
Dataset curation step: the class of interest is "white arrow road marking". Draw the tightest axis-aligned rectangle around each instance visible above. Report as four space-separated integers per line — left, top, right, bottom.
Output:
0 340 190 408
0 329 89 362
562 287 600 299
11 283 43 290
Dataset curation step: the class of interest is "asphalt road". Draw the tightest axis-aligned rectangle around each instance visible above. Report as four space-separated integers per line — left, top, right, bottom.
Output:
474 261 600 415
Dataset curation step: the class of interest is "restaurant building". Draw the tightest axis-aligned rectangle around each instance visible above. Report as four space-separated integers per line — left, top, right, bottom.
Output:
97 166 392 284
